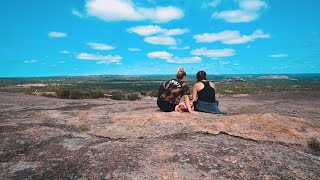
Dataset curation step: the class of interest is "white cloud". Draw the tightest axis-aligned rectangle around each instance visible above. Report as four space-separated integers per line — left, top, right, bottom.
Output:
24 60 37 64
194 29 270 44
128 48 141 52
139 6 184 23
212 10 258 23
269 54 288 58
202 0 222 8
127 25 188 36
87 42 115 50
60 50 70 54
147 51 173 59
77 53 122 64
144 36 176 45
72 9 84 18
169 46 190 50
212 0 267 23
219 61 230 65
191 48 236 59
127 25 164 36
164 28 189 36
147 51 201 64
167 56 201 64
128 25 188 46
48 31 67 38
86 0 142 21
239 0 267 11
86 0 183 23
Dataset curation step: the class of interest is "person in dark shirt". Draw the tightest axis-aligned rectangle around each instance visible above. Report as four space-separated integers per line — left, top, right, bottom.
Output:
192 70 226 114
157 68 197 114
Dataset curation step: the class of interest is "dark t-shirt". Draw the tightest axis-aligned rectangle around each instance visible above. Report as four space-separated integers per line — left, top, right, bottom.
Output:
159 79 190 104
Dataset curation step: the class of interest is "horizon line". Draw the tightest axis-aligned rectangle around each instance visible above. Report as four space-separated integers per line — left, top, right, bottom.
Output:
1 72 320 79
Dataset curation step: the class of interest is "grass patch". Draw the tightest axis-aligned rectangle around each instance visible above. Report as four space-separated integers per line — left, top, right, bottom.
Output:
79 122 90 132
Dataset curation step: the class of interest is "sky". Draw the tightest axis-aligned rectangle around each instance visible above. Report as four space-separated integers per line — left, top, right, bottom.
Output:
1 0 320 77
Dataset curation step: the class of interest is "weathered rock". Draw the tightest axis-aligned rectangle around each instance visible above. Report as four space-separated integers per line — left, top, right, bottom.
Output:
0 91 319 179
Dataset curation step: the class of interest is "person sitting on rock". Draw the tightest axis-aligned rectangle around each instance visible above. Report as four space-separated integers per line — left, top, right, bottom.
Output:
157 67 197 114
192 70 226 114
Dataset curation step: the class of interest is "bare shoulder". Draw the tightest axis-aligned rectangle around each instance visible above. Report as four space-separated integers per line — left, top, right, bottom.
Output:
193 82 203 90
209 81 216 88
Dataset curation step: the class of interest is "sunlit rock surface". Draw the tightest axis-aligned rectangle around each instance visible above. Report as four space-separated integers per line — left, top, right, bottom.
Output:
0 91 319 179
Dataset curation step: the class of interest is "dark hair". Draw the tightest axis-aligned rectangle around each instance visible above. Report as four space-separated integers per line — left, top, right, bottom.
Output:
196 71 207 82
176 67 186 80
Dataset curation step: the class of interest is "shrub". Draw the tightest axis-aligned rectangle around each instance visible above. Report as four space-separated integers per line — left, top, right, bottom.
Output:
57 89 70 99
111 92 141 101
111 92 124 100
146 90 158 97
69 90 83 99
89 91 104 99
308 138 320 153
128 93 140 101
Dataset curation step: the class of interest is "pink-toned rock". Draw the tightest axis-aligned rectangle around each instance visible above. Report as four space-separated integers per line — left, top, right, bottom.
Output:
0 91 319 179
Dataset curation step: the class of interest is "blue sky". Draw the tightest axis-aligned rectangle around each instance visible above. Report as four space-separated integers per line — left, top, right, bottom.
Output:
1 0 319 77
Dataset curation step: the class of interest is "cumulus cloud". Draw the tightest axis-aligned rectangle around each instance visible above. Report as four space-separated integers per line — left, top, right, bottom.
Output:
169 46 190 50
127 25 189 36
212 0 267 23
24 60 38 64
268 54 288 58
147 51 173 59
194 29 270 44
48 31 67 38
128 25 163 36
128 25 188 46
128 48 141 52
86 0 183 23
72 9 84 18
144 35 176 45
191 48 236 59
86 42 115 50
147 51 201 63
239 0 267 11
202 0 222 8
77 53 122 64
212 10 258 23
167 57 201 64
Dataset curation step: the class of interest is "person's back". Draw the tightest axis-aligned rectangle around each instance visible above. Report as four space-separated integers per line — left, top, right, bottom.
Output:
160 79 188 104
192 71 226 114
197 81 216 103
157 68 197 113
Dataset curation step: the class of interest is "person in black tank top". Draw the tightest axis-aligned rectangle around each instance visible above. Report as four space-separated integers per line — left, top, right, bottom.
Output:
197 81 216 103
192 71 226 114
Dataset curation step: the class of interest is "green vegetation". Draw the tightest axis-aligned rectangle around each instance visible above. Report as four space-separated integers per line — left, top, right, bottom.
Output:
0 74 319 100
79 122 90 132
308 138 320 154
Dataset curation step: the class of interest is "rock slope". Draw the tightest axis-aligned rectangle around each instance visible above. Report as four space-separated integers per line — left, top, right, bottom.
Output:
0 91 319 179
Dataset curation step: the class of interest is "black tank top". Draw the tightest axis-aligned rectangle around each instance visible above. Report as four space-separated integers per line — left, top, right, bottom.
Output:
197 81 216 103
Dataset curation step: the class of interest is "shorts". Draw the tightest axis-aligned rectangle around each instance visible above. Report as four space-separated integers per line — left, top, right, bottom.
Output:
195 100 226 114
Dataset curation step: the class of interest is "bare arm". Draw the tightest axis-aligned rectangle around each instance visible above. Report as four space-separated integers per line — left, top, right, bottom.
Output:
192 83 198 103
183 95 197 114
209 81 217 94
